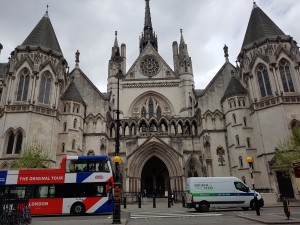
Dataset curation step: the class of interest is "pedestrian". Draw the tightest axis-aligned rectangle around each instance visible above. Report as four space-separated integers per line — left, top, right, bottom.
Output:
170 189 175 205
142 189 148 205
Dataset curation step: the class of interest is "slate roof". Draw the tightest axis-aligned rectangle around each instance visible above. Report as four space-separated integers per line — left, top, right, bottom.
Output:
242 4 289 50
222 76 247 102
21 13 62 54
61 82 85 105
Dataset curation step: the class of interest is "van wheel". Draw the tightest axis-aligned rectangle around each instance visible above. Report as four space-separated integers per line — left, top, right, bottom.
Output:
242 207 249 210
198 202 209 212
71 203 86 216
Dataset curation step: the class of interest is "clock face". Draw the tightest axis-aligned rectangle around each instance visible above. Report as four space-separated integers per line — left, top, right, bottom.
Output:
140 56 160 77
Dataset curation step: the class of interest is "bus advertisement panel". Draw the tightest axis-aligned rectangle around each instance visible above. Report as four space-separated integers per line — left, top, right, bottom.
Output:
0 155 114 216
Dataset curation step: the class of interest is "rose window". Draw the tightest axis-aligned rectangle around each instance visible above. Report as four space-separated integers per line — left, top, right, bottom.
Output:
140 56 160 77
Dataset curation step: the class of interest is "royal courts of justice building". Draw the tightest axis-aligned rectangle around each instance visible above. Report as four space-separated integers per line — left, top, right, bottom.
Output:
0 0 299 202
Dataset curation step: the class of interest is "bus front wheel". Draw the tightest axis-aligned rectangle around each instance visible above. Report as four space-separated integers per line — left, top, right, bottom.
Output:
71 203 86 216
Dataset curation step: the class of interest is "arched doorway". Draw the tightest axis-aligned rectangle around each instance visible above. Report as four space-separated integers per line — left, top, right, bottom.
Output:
141 156 169 197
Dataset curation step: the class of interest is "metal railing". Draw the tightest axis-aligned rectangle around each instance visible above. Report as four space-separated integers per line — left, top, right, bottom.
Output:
0 195 31 225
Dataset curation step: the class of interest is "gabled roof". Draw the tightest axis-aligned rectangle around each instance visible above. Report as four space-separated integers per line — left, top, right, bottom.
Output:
69 67 110 101
21 13 62 54
197 61 236 97
222 76 247 102
242 3 288 50
61 81 85 105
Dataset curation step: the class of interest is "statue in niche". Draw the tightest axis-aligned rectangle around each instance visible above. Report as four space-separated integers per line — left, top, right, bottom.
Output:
216 145 225 166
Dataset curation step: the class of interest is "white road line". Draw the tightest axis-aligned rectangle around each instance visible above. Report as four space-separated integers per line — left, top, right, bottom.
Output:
130 213 223 219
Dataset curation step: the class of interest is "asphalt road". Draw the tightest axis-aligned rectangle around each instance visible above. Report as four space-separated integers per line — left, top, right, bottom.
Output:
29 205 300 225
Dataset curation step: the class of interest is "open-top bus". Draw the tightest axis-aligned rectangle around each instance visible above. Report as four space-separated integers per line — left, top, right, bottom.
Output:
0 155 114 216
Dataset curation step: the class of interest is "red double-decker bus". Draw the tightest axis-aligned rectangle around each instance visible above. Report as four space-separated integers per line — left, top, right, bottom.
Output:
0 155 114 216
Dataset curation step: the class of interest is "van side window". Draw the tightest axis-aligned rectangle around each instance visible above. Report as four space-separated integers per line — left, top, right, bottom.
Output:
234 182 248 192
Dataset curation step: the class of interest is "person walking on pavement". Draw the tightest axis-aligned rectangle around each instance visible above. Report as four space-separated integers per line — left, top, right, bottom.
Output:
170 189 174 205
142 188 148 205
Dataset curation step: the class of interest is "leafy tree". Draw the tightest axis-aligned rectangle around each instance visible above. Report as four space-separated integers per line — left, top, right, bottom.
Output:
11 138 50 169
274 126 300 170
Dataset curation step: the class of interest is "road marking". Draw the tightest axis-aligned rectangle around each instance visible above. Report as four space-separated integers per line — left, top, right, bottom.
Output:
130 212 223 219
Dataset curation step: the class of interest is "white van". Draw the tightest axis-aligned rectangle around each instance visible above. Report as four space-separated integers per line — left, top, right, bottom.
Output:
184 177 264 212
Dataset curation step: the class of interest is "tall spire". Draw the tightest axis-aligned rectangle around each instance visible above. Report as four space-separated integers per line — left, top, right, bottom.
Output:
144 0 152 29
139 0 158 53
114 31 118 48
111 31 120 59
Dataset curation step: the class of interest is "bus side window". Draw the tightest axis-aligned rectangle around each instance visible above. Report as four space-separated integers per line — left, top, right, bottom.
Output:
37 185 49 198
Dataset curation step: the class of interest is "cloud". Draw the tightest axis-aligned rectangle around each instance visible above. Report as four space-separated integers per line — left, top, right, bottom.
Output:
1 0 300 92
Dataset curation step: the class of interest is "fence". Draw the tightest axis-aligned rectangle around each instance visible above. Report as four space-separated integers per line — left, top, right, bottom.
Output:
0 195 31 225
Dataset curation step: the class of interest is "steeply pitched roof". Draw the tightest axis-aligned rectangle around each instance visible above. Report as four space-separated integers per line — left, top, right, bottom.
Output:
61 81 85 105
222 76 247 102
242 3 287 49
21 13 62 54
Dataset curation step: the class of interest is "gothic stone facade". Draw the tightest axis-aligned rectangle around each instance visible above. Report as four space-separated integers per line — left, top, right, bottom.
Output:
0 1 299 201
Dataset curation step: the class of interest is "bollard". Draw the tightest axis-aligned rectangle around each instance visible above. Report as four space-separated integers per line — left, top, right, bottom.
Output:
283 197 290 220
138 195 141 208
182 195 185 207
254 193 260 216
168 195 171 208
124 196 126 209
153 196 156 208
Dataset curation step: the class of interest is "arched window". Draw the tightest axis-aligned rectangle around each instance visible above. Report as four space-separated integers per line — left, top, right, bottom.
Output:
148 98 154 118
156 106 162 118
5 130 23 155
239 156 243 167
247 137 251 148
279 59 295 93
74 119 77 129
141 107 146 118
63 105 67 112
62 143 65 153
233 114 236 124
243 117 247 126
63 122 67 132
38 72 51 104
17 68 30 102
6 132 14 154
236 135 240 146
15 133 23 154
72 140 76 149
257 64 272 97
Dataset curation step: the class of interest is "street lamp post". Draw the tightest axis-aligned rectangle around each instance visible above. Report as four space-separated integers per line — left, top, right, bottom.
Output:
246 156 260 216
112 69 123 224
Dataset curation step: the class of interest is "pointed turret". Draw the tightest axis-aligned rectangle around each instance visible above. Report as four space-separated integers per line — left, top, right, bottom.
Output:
20 11 62 55
139 0 158 53
241 2 289 50
178 29 193 75
107 31 126 92
222 76 247 102
61 81 85 105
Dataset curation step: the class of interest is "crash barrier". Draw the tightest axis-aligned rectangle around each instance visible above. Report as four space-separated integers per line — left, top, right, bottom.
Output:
0 196 31 225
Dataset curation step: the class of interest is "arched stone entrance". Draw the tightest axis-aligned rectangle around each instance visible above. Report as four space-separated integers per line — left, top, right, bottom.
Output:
141 156 169 197
127 137 184 193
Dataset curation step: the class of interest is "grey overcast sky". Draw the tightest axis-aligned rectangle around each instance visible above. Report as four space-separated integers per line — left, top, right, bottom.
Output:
1 0 300 92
